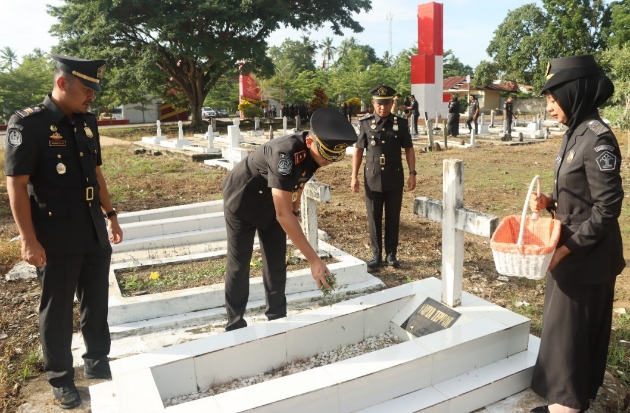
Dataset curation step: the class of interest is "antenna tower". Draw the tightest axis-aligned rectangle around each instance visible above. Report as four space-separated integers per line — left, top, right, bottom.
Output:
386 12 393 58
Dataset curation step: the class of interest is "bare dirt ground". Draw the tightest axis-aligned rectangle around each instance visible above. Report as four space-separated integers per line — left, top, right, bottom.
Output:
1 131 630 412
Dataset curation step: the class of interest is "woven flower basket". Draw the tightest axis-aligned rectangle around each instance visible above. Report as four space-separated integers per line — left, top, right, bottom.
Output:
490 176 562 280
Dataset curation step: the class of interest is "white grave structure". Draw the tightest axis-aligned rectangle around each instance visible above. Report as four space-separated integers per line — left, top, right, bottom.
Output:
300 179 330 254
160 121 191 148
89 165 538 412
251 117 263 137
414 159 499 306
282 116 287 136
478 113 489 134
204 125 248 170
141 120 168 144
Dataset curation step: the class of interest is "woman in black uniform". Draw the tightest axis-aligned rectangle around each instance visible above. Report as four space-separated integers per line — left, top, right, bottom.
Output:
529 55 625 413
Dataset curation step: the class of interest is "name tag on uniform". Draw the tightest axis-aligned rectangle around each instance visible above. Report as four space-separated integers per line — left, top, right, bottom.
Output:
49 140 67 147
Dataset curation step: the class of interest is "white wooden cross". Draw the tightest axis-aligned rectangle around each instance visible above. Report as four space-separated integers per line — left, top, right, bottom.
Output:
300 178 331 253
414 159 499 307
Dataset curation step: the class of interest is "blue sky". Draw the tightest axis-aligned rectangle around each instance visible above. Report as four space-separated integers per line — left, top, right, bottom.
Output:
1 0 559 70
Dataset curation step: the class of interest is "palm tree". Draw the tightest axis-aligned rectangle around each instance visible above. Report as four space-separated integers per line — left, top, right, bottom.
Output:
382 51 393 67
320 37 336 69
0 47 18 71
336 37 358 60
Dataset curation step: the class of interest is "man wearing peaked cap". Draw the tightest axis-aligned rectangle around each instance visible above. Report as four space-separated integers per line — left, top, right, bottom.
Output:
4 54 120 409
528 54 624 413
351 85 416 269
221 108 357 331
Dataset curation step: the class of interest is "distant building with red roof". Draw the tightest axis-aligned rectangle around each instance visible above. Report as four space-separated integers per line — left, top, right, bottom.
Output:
443 76 522 113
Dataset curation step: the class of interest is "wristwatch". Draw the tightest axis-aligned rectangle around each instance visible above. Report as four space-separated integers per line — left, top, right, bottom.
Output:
409 170 417 175
105 210 117 219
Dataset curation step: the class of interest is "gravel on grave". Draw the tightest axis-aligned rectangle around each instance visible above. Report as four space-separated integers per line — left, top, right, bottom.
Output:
163 332 401 407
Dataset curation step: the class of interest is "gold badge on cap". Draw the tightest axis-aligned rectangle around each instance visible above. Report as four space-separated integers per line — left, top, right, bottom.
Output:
378 87 387 96
84 121 94 138
567 150 575 163
56 163 67 174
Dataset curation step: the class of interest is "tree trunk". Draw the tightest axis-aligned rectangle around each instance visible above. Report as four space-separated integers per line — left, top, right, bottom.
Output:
190 101 203 128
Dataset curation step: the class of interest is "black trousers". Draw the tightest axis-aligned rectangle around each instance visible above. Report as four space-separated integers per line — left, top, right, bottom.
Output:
531 275 616 410
365 186 403 257
506 115 513 135
224 208 287 331
412 114 419 134
37 244 112 387
466 116 478 134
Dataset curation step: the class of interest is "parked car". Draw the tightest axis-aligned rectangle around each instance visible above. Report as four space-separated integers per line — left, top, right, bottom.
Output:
216 108 228 117
98 113 116 121
202 107 216 118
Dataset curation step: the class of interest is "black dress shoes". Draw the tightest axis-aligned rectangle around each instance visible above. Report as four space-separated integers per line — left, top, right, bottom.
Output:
367 255 382 269
52 383 81 409
386 253 400 268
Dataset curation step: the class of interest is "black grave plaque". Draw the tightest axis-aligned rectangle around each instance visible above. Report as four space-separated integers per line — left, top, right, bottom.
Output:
400 297 461 338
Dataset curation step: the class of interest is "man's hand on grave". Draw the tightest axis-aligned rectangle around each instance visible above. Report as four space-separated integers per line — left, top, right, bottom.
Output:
351 176 360 193
311 258 334 290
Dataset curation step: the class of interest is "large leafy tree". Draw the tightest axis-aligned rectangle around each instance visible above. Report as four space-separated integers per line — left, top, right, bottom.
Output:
541 0 611 56
608 0 630 48
48 0 371 128
0 52 53 123
599 45 630 154
485 4 548 88
443 49 474 77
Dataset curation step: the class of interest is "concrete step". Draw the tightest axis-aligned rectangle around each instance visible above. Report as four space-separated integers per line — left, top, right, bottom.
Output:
119 212 225 240
117 201 223 225
112 227 227 253
357 337 538 413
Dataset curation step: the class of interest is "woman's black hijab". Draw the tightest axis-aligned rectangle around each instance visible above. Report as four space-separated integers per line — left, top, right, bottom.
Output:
542 55 614 134
547 75 614 134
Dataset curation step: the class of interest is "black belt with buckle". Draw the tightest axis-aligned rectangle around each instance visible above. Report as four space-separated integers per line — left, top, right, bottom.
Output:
28 184 99 202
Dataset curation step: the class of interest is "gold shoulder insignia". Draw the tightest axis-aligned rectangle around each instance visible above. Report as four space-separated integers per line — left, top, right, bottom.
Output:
360 114 374 120
294 150 307 165
586 119 609 136
16 104 45 119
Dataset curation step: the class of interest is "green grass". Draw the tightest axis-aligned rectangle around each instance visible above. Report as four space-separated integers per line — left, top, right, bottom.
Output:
608 314 630 386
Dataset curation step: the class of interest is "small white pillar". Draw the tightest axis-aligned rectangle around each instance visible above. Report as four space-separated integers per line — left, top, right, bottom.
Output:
283 116 287 136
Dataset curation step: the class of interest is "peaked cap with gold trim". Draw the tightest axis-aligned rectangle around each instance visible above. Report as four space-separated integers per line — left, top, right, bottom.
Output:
370 85 396 103
52 54 107 92
542 54 602 93
310 108 358 162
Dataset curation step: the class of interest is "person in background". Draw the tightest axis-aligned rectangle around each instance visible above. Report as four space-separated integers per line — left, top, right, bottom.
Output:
351 85 416 269
408 95 420 134
446 93 460 137
466 95 479 134
503 95 517 140
528 54 624 413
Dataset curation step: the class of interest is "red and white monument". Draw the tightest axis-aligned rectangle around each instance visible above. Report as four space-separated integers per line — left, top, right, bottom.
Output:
411 2 448 119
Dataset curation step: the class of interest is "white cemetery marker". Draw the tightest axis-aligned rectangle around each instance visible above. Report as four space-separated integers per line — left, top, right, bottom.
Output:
233 118 240 127
414 159 499 307
470 129 476 148
283 116 288 135
254 117 260 130
156 120 162 137
434 111 439 126
295 115 300 130
207 125 215 148
269 125 274 140
410 114 415 135
300 179 331 253
178 121 184 139
490 110 495 127
426 120 434 148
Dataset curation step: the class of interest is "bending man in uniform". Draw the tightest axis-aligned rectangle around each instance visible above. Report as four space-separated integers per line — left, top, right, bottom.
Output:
221 108 357 331
5 54 122 409
351 85 416 269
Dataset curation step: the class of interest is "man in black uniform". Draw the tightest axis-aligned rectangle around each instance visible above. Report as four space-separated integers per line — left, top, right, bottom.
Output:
466 95 480 134
409 95 420 134
447 93 460 137
221 108 357 331
5 54 122 409
351 85 416 269
502 95 516 140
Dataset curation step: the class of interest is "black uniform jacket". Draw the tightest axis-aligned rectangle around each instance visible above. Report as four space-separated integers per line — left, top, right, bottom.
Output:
222 132 318 230
356 113 413 193
549 115 625 284
504 101 513 115
448 100 460 115
4 95 109 255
